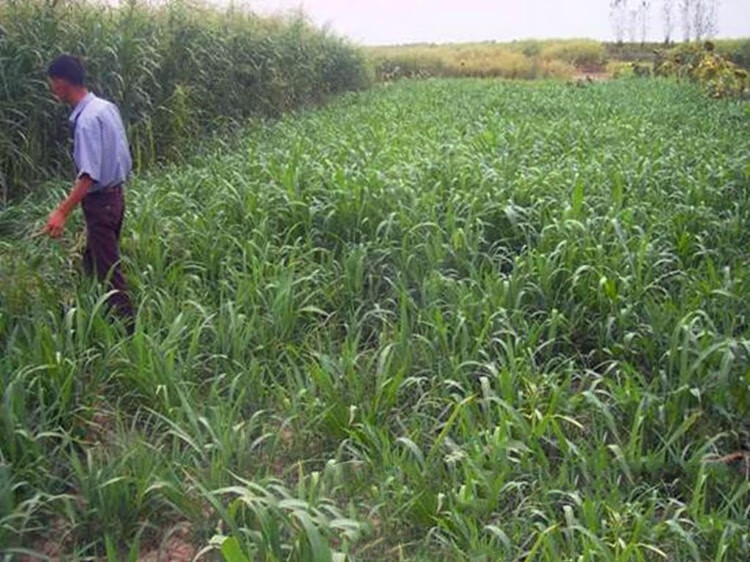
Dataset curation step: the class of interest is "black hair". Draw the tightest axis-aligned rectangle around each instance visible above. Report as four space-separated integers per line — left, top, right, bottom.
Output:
47 54 85 86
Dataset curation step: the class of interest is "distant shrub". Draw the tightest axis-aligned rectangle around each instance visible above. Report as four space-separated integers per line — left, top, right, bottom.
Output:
541 40 606 70
654 43 748 98
607 61 634 78
604 42 662 63
374 54 446 80
540 59 577 79
720 39 750 69
521 42 542 58
632 62 653 77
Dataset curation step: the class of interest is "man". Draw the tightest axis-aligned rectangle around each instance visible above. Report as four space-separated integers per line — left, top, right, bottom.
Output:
45 54 134 329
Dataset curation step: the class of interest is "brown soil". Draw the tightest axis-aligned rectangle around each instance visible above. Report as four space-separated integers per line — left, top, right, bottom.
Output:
572 72 611 83
18 521 203 562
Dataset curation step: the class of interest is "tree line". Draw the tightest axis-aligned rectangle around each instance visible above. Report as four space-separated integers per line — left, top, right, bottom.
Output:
609 0 720 44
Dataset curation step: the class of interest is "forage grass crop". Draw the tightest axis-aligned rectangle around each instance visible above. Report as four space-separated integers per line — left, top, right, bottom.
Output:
1 78 750 560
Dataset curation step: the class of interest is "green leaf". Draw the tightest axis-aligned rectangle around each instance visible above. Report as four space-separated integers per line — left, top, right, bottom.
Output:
571 177 584 217
220 536 251 562
293 510 332 562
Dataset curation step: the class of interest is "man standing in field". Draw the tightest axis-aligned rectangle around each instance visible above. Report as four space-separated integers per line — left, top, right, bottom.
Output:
44 54 134 330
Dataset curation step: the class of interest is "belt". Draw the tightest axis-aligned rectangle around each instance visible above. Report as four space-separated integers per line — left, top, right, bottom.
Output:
88 183 123 195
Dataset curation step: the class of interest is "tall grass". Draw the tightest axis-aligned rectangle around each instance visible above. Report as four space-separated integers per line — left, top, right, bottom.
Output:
369 41 580 81
0 0 371 203
1 78 749 559
539 39 605 70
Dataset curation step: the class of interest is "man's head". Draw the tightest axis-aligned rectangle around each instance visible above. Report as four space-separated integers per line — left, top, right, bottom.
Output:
47 54 86 104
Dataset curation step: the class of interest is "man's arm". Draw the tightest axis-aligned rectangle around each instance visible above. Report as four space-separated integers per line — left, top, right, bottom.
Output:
44 174 94 238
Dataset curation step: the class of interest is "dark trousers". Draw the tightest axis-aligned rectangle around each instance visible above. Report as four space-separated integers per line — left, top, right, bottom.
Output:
81 187 134 325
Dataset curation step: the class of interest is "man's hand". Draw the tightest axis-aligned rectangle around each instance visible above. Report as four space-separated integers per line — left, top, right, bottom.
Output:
45 208 67 238
43 175 93 238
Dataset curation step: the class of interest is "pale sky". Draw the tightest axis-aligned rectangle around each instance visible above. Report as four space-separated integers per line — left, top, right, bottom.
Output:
246 0 750 45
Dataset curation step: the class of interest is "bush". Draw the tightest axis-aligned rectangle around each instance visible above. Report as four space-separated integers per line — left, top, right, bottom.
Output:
654 43 748 98
722 39 750 69
373 53 446 80
540 40 606 70
604 42 662 63
607 61 634 78
0 0 371 202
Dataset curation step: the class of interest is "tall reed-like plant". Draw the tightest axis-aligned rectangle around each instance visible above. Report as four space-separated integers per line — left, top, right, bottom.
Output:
0 0 371 203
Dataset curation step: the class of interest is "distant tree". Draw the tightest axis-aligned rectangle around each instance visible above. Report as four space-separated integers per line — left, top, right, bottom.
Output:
662 0 675 43
706 0 719 37
694 0 706 39
639 1 651 46
610 0 629 44
679 0 693 41
693 0 719 40
628 8 639 42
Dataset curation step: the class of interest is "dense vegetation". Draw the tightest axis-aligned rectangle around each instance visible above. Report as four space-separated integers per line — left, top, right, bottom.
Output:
604 39 750 65
0 0 370 203
2 78 749 560
368 38 750 82
368 40 602 81
653 42 749 98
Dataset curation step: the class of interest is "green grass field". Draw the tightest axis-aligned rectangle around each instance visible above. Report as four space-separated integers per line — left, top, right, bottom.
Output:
1 78 749 560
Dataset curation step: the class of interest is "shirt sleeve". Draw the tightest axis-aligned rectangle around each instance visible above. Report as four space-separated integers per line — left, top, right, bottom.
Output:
73 120 103 183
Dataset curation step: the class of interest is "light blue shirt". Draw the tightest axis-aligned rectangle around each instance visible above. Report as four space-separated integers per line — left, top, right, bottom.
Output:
69 92 132 193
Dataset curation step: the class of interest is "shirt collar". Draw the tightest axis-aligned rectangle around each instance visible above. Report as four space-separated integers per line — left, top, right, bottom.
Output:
69 92 95 124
